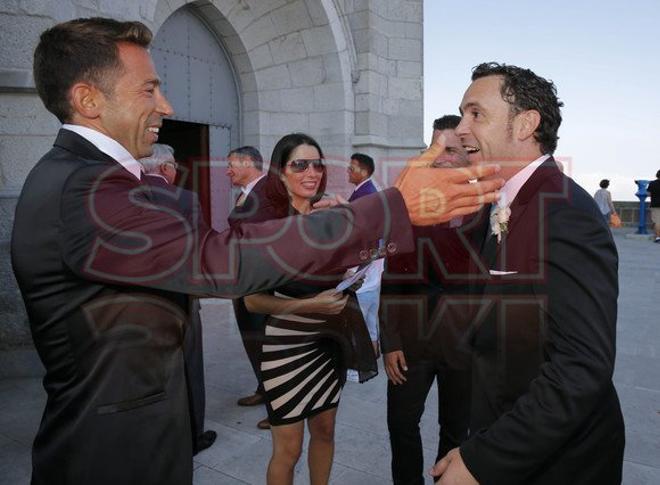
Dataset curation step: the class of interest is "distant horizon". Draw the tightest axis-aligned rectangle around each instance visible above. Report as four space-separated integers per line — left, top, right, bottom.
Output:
423 0 659 202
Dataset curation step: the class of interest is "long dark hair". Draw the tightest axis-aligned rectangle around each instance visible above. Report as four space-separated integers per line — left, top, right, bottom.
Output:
264 133 327 218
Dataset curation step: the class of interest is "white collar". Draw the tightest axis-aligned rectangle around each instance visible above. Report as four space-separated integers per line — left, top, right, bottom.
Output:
496 154 550 208
241 173 266 195
62 124 142 180
353 176 373 192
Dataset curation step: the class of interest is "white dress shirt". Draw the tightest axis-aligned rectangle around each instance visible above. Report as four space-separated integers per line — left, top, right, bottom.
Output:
62 124 142 180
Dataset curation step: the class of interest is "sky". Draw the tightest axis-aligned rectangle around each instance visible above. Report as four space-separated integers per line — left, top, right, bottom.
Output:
423 0 660 201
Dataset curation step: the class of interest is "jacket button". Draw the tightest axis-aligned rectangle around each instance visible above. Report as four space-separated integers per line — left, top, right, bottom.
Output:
359 249 369 261
386 242 397 254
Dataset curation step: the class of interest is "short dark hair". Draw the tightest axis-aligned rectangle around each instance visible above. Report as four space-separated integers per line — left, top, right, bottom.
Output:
228 145 264 171
433 115 461 131
350 153 374 176
600 179 610 189
656 169 660 179
33 17 153 123
264 133 327 218
471 62 563 154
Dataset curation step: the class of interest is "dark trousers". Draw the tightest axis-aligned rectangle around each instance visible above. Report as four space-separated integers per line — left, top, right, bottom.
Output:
183 300 205 441
233 299 266 395
387 360 471 485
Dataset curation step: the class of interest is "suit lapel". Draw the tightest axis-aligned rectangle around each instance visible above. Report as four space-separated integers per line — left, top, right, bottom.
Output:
505 157 561 236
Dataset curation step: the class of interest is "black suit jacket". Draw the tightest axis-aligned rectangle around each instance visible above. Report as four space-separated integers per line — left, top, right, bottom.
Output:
141 174 207 442
142 174 198 220
227 176 267 228
10 129 413 485
227 176 269 386
458 159 624 484
380 222 474 367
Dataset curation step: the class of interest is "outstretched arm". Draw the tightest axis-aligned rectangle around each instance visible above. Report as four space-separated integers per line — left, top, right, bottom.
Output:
244 289 348 316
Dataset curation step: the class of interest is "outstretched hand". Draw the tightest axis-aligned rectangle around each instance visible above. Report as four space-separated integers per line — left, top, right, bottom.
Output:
395 138 504 226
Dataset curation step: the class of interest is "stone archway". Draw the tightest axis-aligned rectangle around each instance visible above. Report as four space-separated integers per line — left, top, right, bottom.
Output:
151 0 356 164
151 6 241 230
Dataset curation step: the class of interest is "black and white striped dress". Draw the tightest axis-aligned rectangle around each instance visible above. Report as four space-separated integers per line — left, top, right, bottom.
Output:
260 293 350 426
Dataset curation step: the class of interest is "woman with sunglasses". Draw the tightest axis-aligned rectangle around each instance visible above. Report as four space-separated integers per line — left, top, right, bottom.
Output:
243 133 376 485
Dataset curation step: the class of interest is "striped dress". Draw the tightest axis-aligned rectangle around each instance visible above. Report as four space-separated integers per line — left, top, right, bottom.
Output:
259 291 376 426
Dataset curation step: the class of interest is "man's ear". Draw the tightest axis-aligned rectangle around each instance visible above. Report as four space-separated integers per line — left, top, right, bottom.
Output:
69 82 104 120
515 109 541 142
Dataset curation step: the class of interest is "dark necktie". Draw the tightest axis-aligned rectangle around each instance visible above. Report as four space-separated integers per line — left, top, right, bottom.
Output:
235 191 246 207
479 204 499 269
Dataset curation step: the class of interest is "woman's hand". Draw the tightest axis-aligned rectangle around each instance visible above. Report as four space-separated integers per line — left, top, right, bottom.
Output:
298 289 348 315
311 193 348 211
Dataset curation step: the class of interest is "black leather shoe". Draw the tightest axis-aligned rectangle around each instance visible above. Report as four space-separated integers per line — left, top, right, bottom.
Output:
257 418 271 430
237 393 265 406
193 430 217 455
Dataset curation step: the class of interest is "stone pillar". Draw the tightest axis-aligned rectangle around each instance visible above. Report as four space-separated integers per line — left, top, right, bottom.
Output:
344 0 425 184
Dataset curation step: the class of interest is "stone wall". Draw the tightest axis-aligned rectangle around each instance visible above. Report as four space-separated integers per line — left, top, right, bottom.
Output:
0 0 425 376
614 201 654 229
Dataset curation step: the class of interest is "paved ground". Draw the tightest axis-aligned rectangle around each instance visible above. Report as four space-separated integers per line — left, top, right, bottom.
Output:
1 229 659 484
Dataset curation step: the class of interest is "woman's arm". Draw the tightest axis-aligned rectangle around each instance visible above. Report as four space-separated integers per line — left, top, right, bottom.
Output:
244 289 348 315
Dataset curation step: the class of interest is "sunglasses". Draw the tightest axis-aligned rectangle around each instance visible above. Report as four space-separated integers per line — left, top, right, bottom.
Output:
286 159 325 173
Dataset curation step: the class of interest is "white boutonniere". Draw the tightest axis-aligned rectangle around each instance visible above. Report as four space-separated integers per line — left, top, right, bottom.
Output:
490 205 511 243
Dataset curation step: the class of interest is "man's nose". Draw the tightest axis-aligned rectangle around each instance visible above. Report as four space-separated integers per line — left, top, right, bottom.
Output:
156 90 174 117
455 117 468 137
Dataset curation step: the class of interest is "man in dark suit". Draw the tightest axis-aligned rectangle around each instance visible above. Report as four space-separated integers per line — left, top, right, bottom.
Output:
225 146 270 427
10 18 503 485
348 152 379 202
380 116 471 485
347 153 384 362
431 63 625 485
226 145 267 226
139 144 217 453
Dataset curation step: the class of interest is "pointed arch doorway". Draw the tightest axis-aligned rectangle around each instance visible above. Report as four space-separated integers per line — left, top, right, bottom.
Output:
151 6 240 231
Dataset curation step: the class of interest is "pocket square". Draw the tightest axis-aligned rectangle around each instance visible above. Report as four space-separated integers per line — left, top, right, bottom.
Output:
489 269 518 276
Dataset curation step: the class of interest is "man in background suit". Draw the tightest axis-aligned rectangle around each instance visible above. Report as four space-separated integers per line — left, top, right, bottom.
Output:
347 153 384 356
10 17 503 485
431 63 624 485
430 115 470 169
380 115 471 485
139 144 217 453
226 146 267 227
225 146 270 429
